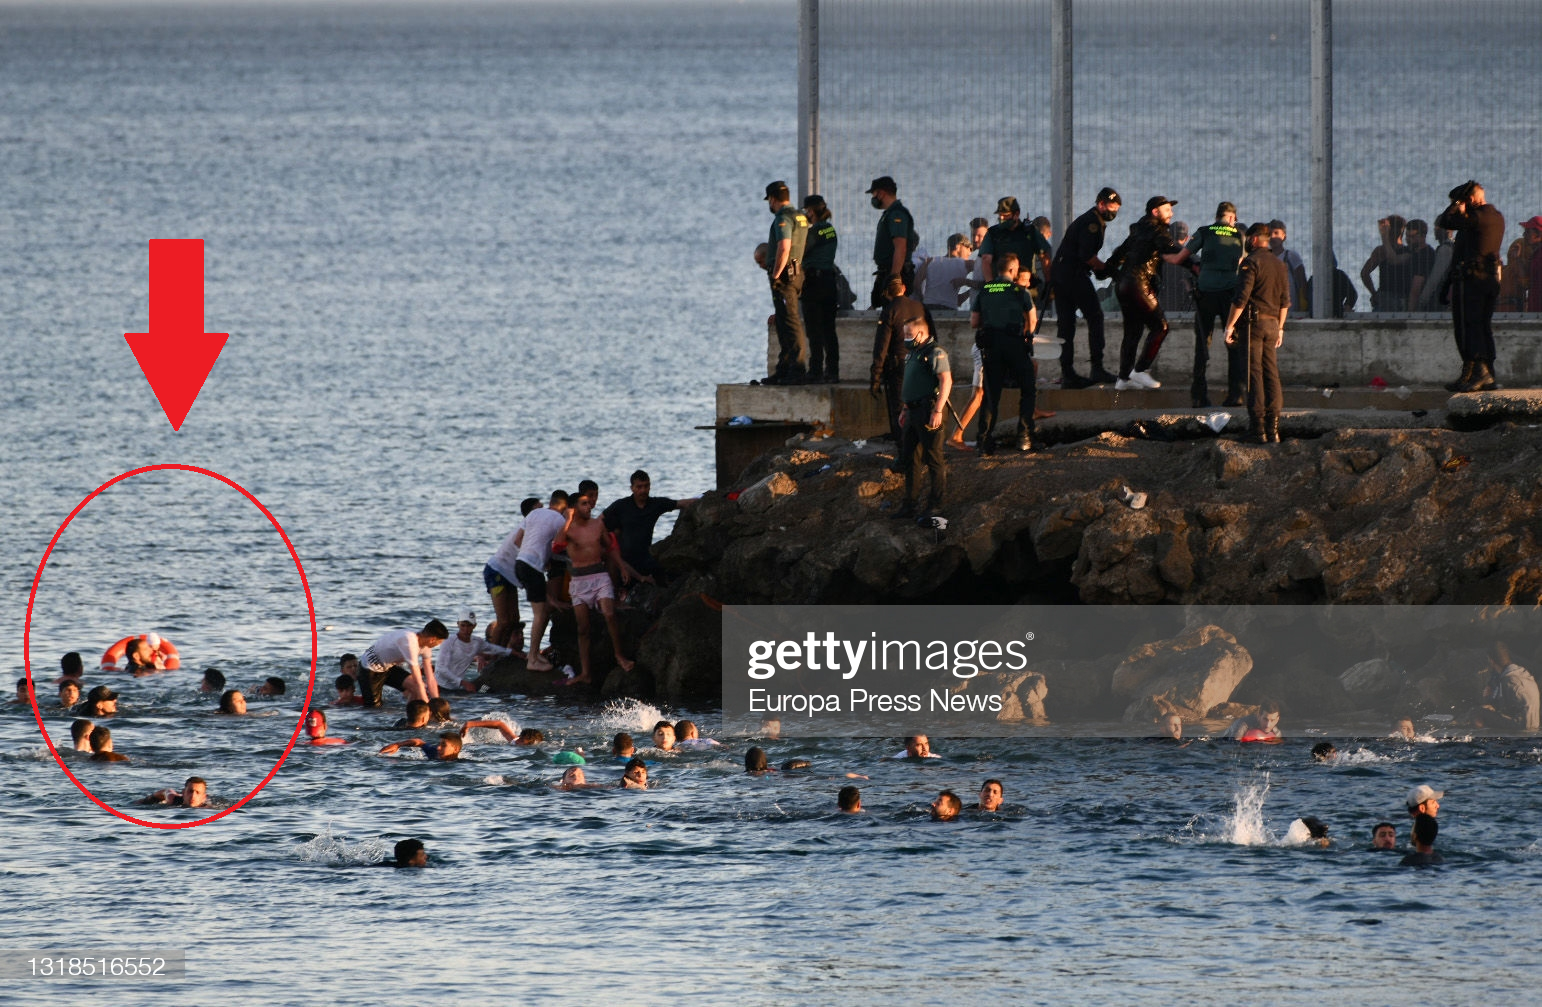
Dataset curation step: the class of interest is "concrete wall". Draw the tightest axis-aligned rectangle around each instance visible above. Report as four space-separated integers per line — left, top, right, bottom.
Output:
770 313 1542 387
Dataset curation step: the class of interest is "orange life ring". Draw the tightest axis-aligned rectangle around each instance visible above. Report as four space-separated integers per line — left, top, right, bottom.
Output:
101 634 181 670
1238 729 1281 743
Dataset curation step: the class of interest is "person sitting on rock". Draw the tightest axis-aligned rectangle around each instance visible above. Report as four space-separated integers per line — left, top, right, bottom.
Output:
1226 700 1282 741
1471 642 1540 733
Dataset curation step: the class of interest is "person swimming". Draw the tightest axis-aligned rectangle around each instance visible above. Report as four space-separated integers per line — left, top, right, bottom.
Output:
218 689 247 715
391 838 428 868
651 721 676 752
673 720 721 749
515 727 544 746
1391 717 1416 742
555 767 605 791
78 686 118 718
305 709 347 746
1155 713 1184 740
1371 821 1398 851
838 785 863 813
890 735 940 759
57 651 84 685
1226 700 1282 741
141 776 208 808
200 668 226 693
88 726 129 762
619 758 648 789
1311 741 1338 763
70 718 95 752
394 700 431 729
612 732 635 759
1287 816 1331 846
380 731 464 761
256 676 286 697
930 790 962 821
428 697 453 723
969 779 1004 812
1400 814 1443 867
745 747 771 773
58 680 81 710
13 678 28 704
332 674 361 707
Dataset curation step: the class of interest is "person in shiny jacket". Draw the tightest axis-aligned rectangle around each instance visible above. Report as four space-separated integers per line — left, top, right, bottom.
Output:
1105 196 1188 389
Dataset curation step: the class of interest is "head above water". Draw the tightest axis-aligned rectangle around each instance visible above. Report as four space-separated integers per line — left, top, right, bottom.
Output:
1311 741 1337 763
428 698 452 722
1372 822 1397 850
61 652 84 677
59 680 81 706
306 709 328 738
394 838 427 868
1411 813 1438 851
516 727 544 746
838 785 862 813
904 735 931 758
404 700 430 728
745 746 768 772
202 667 226 692
978 779 1004 812
612 732 635 756
1160 713 1183 739
652 722 676 750
183 777 208 807
621 758 648 788
219 689 246 715
674 720 700 741
1406 785 1443 817
931 790 962 821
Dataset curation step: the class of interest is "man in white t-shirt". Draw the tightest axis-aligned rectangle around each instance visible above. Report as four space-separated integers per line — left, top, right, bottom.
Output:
359 620 449 707
915 233 975 309
483 497 542 651
435 610 511 692
512 490 572 673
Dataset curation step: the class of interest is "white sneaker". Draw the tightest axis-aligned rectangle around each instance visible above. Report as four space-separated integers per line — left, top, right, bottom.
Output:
1114 378 1140 391
1132 370 1161 389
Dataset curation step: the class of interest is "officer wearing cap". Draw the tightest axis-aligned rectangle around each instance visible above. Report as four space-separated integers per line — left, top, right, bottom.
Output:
1172 201 1247 407
969 253 1041 454
1223 223 1292 443
799 194 840 382
1105 196 1187 389
871 275 935 443
1050 187 1122 388
1435 180 1505 391
762 180 810 384
980 197 1052 299
866 176 918 309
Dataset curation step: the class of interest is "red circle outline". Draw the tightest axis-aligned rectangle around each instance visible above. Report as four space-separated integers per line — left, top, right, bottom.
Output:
24 463 318 829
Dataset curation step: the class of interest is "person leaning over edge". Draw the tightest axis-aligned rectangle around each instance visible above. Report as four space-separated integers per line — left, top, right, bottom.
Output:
1050 186 1122 389
969 252 1042 455
799 194 841 383
1224 223 1292 444
761 180 810 385
893 317 951 523
866 175 918 309
1435 179 1506 392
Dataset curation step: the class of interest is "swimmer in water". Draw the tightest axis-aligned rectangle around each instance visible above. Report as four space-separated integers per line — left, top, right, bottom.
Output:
141 777 208 808
380 731 464 761
1371 821 1398 851
394 700 431 729
392 838 428 868
14 678 30 704
256 676 286 697
200 668 226 694
428 697 453 723
88 726 129 762
674 720 721 749
1311 741 1338 762
1297 816 1331 846
338 653 361 686
619 758 649 789
80 686 118 717
930 790 962 821
71 718 95 752
556 767 606 790
1156 713 1183 740
612 732 636 759
1226 700 1282 740
463 719 521 743
123 637 167 677
218 689 247 715
58 680 81 710
305 709 347 745
1406 784 1442 820
1400 813 1443 867
892 734 940 759
651 721 676 752
332 674 361 707
1392 718 1416 742
515 727 544 746
969 779 1004 812
838 786 863 813
745 747 771 773
760 717 782 740
57 652 85 685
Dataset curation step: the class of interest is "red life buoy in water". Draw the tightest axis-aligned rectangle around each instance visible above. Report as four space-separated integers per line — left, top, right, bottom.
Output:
1239 729 1281 743
101 634 181 670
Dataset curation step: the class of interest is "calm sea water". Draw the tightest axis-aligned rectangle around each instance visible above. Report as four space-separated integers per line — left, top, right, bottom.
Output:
3 3 1540 1003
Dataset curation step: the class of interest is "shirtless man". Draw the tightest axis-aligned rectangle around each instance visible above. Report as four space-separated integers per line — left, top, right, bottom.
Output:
556 492 636 687
88 726 129 762
141 777 208 807
71 719 95 752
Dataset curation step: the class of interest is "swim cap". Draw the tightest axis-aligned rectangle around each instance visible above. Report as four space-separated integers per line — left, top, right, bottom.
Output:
552 750 586 765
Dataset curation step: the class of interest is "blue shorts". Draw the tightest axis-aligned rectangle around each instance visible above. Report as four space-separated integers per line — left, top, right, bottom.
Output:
484 564 514 596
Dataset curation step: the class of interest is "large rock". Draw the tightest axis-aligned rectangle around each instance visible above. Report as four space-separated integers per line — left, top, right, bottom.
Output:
1338 657 1403 699
636 592 724 704
1110 625 1254 723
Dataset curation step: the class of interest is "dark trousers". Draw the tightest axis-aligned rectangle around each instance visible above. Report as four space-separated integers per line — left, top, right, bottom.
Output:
1052 267 1106 371
801 269 840 379
1452 274 1499 363
1244 316 1283 428
1193 287 1245 403
1116 279 1170 378
880 359 905 441
979 327 1037 444
901 400 946 508
870 261 916 310
771 269 808 379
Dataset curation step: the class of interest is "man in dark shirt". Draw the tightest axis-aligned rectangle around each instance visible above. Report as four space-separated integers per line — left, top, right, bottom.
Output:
1399 813 1444 867
1224 223 1292 444
1051 187 1122 388
895 317 951 521
1403 220 1438 310
870 276 935 443
979 197 1052 296
799 194 841 383
866 175 918 309
762 180 809 384
1172 202 1246 407
602 470 695 583
969 254 1041 454
1435 180 1506 391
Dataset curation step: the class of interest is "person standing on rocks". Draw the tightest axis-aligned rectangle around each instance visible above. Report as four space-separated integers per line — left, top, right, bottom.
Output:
1105 196 1188 391
1224 223 1292 444
969 252 1041 454
1171 201 1246 407
870 276 935 443
866 175 919 309
894 317 951 522
761 180 810 385
1435 180 1505 391
1050 187 1122 388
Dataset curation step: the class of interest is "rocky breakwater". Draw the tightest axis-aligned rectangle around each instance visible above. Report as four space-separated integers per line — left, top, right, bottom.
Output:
631 424 1542 708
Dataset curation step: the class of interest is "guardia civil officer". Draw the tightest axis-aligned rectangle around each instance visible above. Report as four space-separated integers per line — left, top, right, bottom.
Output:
1172 201 1246 407
894 316 952 522
800 194 840 383
1435 180 1505 391
763 180 810 384
871 276 935 443
1050 187 1122 388
969 253 1042 454
866 176 919 309
1223 223 1292 443
980 197 1052 299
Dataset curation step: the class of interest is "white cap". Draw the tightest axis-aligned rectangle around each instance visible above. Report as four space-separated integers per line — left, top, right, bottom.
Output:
1406 784 1444 808
146 633 161 649
458 609 475 625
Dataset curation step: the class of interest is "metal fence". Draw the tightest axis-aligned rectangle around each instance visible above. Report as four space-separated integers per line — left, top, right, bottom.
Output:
801 0 1542 314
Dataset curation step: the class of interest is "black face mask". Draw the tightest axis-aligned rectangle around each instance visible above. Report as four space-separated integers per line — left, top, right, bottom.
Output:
871 196 885 210
1098 207 1118 222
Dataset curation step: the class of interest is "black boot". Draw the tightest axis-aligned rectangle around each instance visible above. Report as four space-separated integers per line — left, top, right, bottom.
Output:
1016 420 1042 453
1088 364 1119 385
1246 419 1268 444
1471 361 1499 391
978 434 996 456
1457 361 1487 393
1061 367 1094 390
1445 360 1475 392
1267 416 1281 443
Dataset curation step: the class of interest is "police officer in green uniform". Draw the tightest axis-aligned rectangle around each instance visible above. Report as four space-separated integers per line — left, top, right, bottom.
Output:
895 317 952 521
980 197 1052 299
800 194 840 383
763 180 809 384
1224 223 1292 443
1173 201 1246 407
866 175 918 309
970 253 1042 454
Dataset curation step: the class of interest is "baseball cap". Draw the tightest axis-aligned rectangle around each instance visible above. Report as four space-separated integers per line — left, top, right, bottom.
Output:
763 180 790 201
1145 195 1177 213
1216 200 1237 217
87 685 117 703
995 196 1020 216
458 609 475 625
1096 186 1121 203
1406 784 1444 808
802 193 827 213
866 176 897 194
1522 216 1542 232
1246 222 1271 240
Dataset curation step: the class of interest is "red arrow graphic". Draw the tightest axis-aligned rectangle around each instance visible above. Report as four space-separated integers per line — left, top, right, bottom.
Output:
124 239 229 431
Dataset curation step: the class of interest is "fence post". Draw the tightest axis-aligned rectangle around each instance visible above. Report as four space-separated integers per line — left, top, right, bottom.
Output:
1050 0 1073 242
1311 0 1333 318
798 0 820 201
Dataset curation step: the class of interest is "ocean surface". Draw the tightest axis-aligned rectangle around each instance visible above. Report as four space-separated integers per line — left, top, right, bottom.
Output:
2 3 1540 1003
